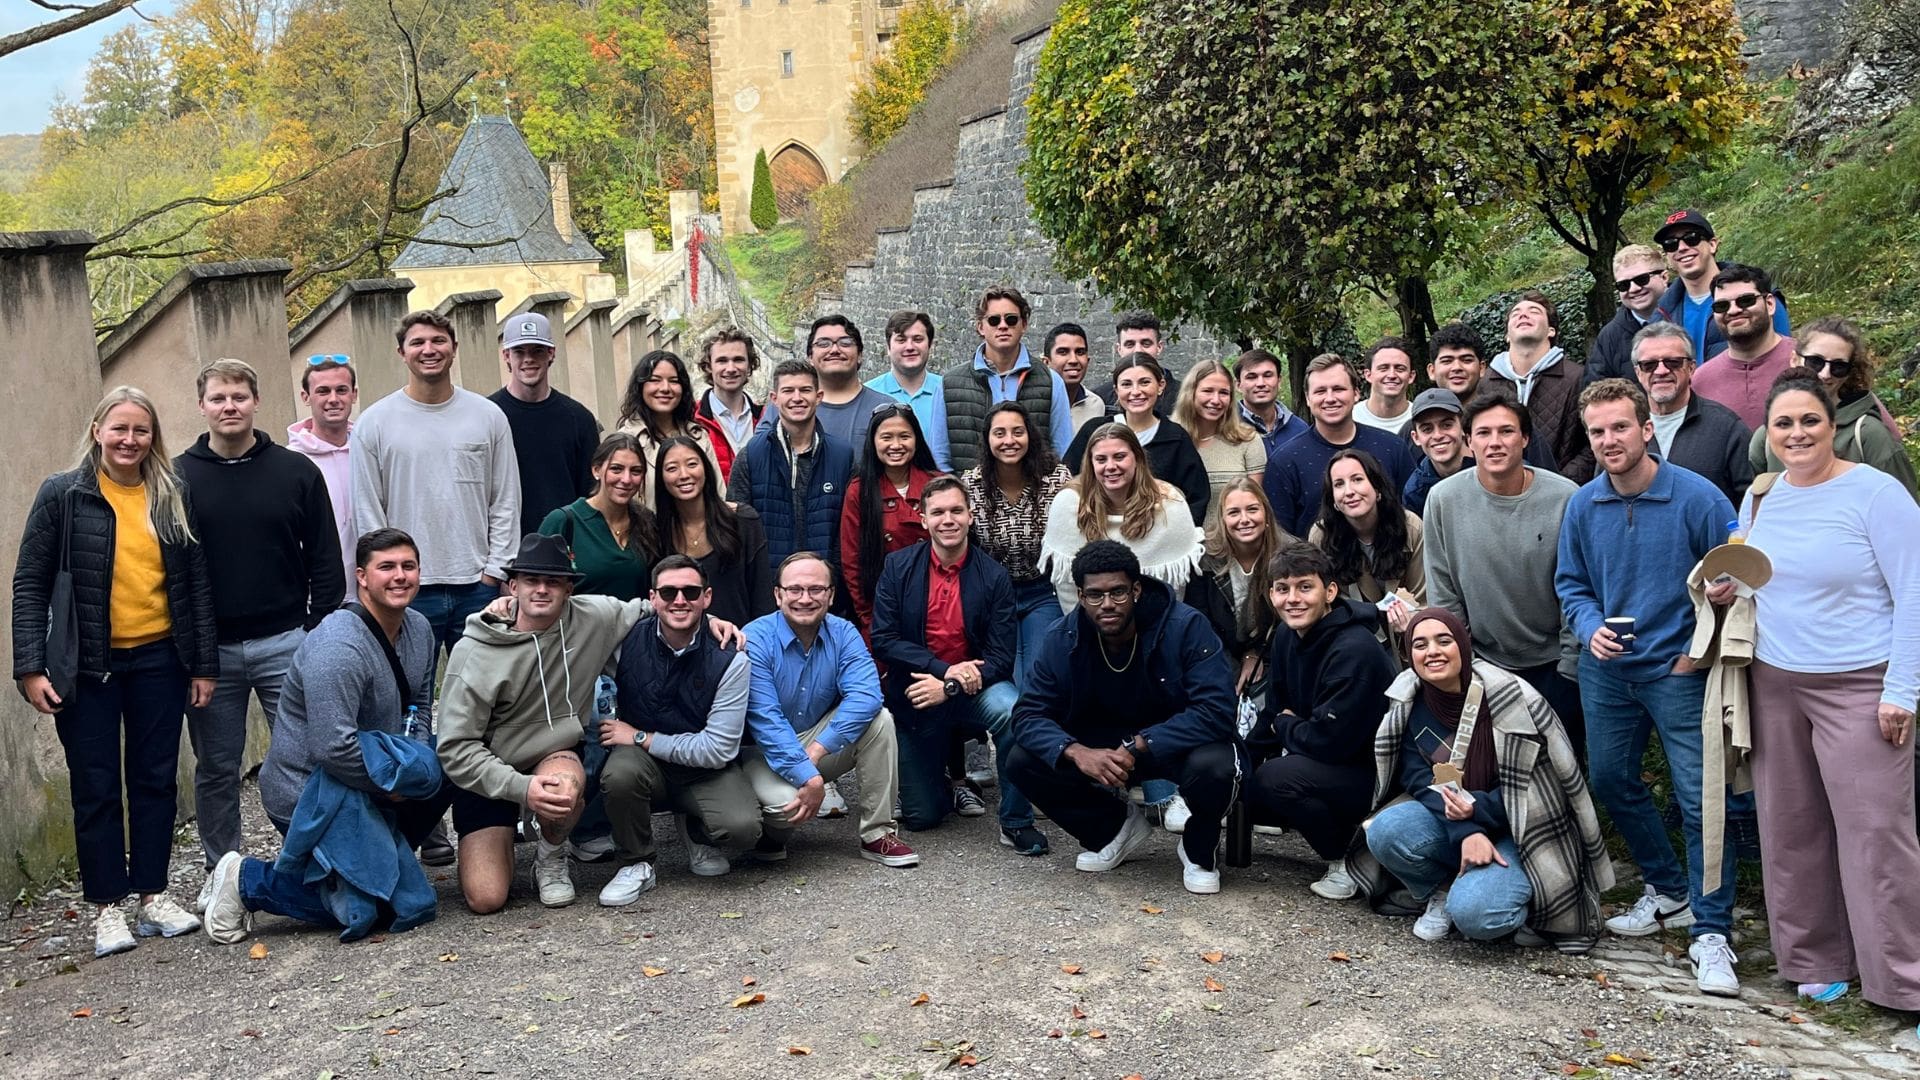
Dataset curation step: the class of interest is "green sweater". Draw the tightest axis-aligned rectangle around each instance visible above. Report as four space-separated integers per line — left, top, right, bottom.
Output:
539 498 653 601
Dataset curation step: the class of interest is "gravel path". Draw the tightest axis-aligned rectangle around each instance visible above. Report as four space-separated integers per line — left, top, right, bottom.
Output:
1 783 1915 1079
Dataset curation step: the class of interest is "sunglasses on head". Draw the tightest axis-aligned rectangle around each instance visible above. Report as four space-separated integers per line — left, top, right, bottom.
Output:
983 313 1023 328
1633 357 1688 374
1711 293 1766 316
1613 271 1663 293
306 353 350 366
653 584 706 603
1800 353 1854 378
1660 231 1710 252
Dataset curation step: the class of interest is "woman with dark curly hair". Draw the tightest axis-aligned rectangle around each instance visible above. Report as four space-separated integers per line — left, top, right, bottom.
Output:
1308 449 1425 651
616 349 731 491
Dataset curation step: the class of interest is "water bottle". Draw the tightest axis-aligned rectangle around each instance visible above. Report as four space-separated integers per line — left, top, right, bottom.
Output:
1725 518 1747 544
404 704 424 741
592 675 618 739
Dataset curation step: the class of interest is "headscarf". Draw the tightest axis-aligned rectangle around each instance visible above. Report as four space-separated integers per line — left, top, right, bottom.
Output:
1404 607 1498 793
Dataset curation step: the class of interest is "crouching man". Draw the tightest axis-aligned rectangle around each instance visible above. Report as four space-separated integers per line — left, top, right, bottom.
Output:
203 528 451 943
594 556 761 905
1005 541 1242 895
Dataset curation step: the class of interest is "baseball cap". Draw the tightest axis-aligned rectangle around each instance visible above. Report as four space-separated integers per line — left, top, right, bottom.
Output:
502 312 555 350
1410 387 1462 420
1653 209 1715 244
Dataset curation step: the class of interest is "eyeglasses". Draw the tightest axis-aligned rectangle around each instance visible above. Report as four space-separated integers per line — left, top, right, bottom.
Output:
1613 271 1663 293
653 584 707 603
1077 587 1133 608
1710 293 1766 315
983 314 1023 328
1633 357 1688 373
1800 353 1854 378
1660 231 1710 252
306 354 350 366
778 584 832 599
811 336 856 351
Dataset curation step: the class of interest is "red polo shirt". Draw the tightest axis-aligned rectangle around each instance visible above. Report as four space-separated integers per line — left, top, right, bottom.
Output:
927 547 971 666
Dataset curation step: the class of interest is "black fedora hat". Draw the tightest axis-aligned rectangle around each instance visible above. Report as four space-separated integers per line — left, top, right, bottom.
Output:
504 533 583 581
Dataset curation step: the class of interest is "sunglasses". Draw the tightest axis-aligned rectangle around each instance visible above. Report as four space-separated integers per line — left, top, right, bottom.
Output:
1800 353 1854 378
653 584 707 603
1660 231 1710 252
1710 293 1766 316
1613 271 1663 293
306 353 350 366
1633 357 1688 374
983 313 1023 328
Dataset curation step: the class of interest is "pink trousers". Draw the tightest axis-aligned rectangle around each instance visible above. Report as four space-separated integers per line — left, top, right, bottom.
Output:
1749 661 1920 1009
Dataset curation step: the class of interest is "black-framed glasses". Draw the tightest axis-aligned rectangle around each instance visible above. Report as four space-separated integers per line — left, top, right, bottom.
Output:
653 584 707 603
983 313 1023 328
1633 357 1688 374
1801 354 1854 378
1077 587 1133 608
778 584 831 599
1613 271 1663 293
306 353 350 366
1711 293 1765 315
1660 231 1710 252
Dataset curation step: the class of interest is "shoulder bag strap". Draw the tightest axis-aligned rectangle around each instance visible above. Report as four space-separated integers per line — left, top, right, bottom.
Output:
58 487 75 573
348 601 413 708
1448 681 1487 770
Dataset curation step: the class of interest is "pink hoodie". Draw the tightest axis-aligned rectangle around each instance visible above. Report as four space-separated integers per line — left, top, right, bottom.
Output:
287 418 356 586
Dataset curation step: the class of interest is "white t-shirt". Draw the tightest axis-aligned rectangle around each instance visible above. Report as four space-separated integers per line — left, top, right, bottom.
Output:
1743 465 1920 707
1354 399 1412 436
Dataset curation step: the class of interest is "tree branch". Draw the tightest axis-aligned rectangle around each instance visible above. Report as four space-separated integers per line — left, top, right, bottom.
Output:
1 0 139 60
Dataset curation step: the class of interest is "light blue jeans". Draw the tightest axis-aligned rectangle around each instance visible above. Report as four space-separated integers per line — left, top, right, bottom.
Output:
1366 800 1534 941
187 627 305 868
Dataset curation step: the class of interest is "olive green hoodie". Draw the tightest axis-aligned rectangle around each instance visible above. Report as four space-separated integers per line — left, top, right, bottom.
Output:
1748 391 1917 500
436 595 648 805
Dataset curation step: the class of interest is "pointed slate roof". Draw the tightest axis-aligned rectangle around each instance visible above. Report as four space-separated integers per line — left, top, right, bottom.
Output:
393 115 604 269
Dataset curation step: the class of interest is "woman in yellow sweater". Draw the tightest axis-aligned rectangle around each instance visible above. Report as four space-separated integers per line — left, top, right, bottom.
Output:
12 386 217 959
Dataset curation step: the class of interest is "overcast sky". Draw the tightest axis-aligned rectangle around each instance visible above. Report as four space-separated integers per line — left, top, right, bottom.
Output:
0 1 177 136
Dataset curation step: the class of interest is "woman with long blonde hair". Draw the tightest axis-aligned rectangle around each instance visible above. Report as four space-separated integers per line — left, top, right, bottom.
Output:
12 386 217 958
1175 359 1267 514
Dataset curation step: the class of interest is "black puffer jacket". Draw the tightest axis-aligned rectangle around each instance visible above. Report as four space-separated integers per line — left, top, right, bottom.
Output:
12 467 218 682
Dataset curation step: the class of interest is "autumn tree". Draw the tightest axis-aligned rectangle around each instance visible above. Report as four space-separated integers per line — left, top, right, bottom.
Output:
848 0 967 149
1517 0 1752 332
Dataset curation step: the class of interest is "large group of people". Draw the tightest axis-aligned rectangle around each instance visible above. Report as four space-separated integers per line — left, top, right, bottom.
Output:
11 210 1919 1021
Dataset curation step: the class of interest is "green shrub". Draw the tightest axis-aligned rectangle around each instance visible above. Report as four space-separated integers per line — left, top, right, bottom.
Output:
849 1 968 150
749 148 777 232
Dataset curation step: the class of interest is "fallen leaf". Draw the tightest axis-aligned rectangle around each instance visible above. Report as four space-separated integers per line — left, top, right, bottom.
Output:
719 912 744 919
248 941 269 960
955 1054 979 1067
62 909 78 920
741 975 758 987
1356 1045 1381 1057
1200 950 1225 964
1787 1014 1806 1024
437 952 459 962
1060 963 1083 975
860 1033 882 1048
1579 1028 1597 1039
241 1029 262 1038
1087 1028 1107 1039
334 1022 371 1032
1123 1075 1145 1080
786 1046 812 1056
382 1027 401 1036
730 992 766 1009
1203 1002 1223 1013
1047 1028 1063 1039
1070 1004 1087 1020
641 966 668 978
1328 952 1350 963
1602 1053 1640 1067
109 1016 129 1025
910 992 930 1007
70 1007 92 1019
1410 1046 1437 1058
1140 904 1164 915
1593 971 1610 988
1203 976 1225 993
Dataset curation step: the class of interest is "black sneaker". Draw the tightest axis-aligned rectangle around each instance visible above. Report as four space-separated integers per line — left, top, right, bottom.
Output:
746 833 789 863
419 841 456 867
999 825 1050 856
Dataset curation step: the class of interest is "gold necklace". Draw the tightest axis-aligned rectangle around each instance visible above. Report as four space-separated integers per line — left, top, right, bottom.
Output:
1099 634 1137 672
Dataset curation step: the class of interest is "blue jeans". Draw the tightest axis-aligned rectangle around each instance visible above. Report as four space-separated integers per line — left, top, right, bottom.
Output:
413 580 498 660
186 627 304 867
896 681 1034 830
54 641 188 905
1366 800 1533 940
1580 657 1732 936
1012 578 1063 694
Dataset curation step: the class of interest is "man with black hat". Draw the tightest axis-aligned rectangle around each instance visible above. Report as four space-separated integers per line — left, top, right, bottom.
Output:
489 311 600 539
435 534 740 914
1651 209 1789 364
1401 388 1471 515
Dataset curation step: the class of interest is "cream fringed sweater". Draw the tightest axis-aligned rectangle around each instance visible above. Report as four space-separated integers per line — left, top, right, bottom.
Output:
1038 483 1204 615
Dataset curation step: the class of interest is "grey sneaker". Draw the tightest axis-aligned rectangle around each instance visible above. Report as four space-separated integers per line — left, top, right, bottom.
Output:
1689 932 1740 996
597 862 656 907
93 905 137 958
1309 859 1359 900
202 851 251 945
680 815 730 877
819 782 849 819
1606 885 1694 937
135 894 201 938
1413 890 1453 941
533 840 576 907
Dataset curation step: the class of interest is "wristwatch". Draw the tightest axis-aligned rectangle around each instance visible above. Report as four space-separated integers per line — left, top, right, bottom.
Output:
632 730 647 747
943 677 964 698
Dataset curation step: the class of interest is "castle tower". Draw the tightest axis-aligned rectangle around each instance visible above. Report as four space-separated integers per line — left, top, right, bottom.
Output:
708 0 904 235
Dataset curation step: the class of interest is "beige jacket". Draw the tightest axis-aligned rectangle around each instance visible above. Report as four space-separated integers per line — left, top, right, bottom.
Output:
1686 549 1760 892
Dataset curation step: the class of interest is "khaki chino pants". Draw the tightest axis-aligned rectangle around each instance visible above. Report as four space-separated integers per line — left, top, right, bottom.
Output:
742 708 900 843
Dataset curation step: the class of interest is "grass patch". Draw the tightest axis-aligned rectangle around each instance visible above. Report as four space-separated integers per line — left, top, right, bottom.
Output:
723 223 810 337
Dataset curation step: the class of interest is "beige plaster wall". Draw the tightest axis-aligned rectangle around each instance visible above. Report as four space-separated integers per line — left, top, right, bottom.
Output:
403 262 602 321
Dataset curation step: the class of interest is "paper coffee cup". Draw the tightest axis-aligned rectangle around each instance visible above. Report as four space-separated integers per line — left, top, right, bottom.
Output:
1605 616 1637 654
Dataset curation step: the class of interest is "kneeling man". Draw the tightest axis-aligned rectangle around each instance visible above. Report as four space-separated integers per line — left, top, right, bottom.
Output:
595 556 760 905
1006 541 1241 894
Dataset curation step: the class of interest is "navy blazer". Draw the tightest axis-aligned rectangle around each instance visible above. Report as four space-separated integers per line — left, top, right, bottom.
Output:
869 541 1017 707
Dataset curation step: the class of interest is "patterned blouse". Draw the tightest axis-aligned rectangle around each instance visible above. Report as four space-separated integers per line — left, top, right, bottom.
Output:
961 463 1073 584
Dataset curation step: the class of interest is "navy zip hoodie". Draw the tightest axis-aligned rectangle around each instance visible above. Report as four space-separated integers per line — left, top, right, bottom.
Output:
177 430 345 643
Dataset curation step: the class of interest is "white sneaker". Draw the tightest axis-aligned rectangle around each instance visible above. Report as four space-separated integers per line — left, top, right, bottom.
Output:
819 782 849 819
1175 836 1220 895
93 905 137 958
533 839 576 907
1162 794 1193 834
135 894 201 938
1252 824 1285 836
1689 932 1741 996
1606 885 1695 937
194 869 218 915
202 851 251 945
1413 889 1453 941
1310 858 1359 900
597 862 657 907
679 816 731 877
569 834 617 862
1075 806 1153 872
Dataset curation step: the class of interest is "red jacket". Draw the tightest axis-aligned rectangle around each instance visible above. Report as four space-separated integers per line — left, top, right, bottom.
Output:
839 468 933 634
